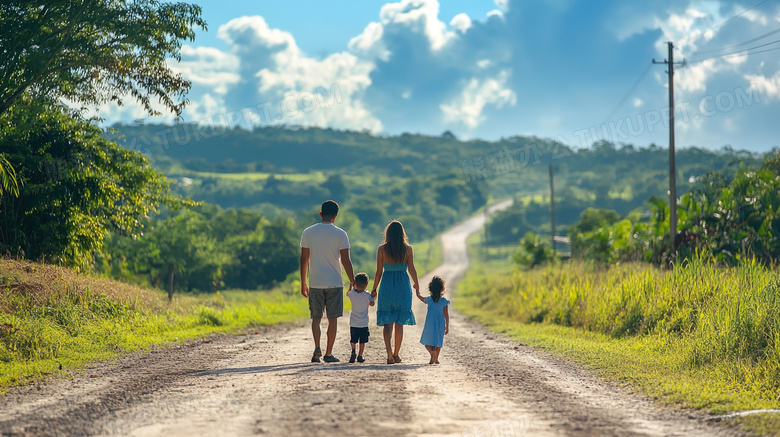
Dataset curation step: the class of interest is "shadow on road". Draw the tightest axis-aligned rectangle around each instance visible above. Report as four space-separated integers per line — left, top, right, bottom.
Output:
190 362 427 377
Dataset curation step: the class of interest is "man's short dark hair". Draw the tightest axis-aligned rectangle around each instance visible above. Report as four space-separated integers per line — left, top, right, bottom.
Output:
321 200 339 218
355 272 369 286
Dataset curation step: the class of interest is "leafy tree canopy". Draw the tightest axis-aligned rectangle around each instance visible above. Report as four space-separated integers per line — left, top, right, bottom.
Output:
0 0 206 116
0 101 193 268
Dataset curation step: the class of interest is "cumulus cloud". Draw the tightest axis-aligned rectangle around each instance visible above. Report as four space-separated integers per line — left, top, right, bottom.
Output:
745 71 780 100
91 0 779 151
348 22 389 61
450 13 472 33
440 71 516 128
212 16 382 132
378 0 454 51
171 46 240 94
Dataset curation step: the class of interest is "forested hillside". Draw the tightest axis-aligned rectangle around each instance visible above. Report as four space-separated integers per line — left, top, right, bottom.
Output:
109 123 766 248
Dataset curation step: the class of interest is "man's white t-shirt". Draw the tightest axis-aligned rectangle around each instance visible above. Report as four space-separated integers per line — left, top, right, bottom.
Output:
346 289 374 328
300 222 350 289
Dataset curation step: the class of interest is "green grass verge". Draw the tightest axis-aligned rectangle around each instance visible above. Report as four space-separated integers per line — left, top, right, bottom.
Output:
457 244 780 435
0 260 307 392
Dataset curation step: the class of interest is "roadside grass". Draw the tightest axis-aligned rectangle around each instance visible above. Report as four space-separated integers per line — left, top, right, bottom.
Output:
456 243 780 434
0 259 307 392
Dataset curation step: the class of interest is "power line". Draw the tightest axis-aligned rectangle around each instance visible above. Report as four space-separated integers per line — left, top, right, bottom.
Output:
689 36 780 62
690 44 780 63
695 25 780 55
686 0 773 49
602 62 653 124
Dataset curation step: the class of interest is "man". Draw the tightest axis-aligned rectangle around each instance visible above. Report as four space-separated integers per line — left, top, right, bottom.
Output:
300 200 355 363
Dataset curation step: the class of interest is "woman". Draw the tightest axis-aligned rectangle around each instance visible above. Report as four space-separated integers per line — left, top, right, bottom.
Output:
371 220 420 364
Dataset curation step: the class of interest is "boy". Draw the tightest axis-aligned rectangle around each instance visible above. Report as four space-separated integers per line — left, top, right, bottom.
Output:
346 272 374 363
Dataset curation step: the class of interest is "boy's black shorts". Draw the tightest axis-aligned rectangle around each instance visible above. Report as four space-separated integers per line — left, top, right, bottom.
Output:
350 327 369 344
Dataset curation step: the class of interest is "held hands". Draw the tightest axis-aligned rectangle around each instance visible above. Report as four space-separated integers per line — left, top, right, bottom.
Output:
412 282 419 293
370 290 377 300
301 283 309 298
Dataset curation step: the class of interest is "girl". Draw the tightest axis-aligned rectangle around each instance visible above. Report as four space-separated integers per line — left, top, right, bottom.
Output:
371 220 419 365
416 276 449 364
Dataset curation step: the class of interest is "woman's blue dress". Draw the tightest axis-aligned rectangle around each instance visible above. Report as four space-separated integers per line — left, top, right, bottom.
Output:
420 296 450 347
376 263 416 326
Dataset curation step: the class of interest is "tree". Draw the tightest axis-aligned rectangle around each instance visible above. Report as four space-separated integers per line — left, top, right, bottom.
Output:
0 154 18 197
568 208 621 235
0 103 193 268
137 212 220 299
514 232 556 268
0 0 206 116
322 175 347 202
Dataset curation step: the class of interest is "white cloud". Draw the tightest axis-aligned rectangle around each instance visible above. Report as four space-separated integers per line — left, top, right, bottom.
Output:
378 0 455 51
677 59 718 93
745 71 780 100
486 9 504 19
348 22 390 61
170 46 240 94
477 59 492 69
217 15 297 54
494 0 509 11
440 71 516 128
450 13 472 34
214 16 383 132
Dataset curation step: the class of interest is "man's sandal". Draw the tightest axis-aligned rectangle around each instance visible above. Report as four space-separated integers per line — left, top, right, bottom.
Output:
311 348 322 363
393 355 402 363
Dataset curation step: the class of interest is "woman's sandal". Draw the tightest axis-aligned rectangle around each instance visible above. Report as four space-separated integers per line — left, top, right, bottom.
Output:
393 355 402 363
387 358 395 364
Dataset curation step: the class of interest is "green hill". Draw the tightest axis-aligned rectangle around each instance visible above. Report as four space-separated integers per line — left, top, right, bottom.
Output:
109 124 766 245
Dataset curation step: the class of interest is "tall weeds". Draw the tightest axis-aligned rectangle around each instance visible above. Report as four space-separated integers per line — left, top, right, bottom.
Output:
460 256 780 395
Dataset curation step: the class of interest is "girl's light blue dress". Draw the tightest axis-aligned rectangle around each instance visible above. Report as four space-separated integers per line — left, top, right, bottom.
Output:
420 296 450 347
376 263 416 326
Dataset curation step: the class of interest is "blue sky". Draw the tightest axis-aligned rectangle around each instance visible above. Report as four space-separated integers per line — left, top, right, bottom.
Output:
99 0 780 152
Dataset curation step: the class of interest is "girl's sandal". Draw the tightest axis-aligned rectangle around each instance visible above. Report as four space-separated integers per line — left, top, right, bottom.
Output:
393 355 402 363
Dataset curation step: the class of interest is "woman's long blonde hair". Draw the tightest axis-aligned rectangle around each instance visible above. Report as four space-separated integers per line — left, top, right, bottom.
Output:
383 220 408 263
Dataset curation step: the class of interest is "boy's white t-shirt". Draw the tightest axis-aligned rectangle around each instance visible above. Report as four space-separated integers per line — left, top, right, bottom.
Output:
346 289 374 328
300 222 350 289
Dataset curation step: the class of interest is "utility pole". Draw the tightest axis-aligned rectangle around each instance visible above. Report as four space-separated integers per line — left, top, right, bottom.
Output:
484 208 489 258
549 164 555 253
653 42 685 254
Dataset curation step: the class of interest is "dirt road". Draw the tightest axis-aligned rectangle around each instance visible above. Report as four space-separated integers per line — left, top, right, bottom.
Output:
0 201 743 436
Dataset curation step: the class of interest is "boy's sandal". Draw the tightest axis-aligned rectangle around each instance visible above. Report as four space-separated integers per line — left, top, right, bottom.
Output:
393 355 402 363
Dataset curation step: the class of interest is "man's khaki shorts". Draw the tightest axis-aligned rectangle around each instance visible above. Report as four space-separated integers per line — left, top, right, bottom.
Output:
308 287 343 319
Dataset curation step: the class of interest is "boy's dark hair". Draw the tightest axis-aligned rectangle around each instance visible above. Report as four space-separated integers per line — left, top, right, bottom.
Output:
429 276 445 303
355 272 369 286
321 200 339 218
